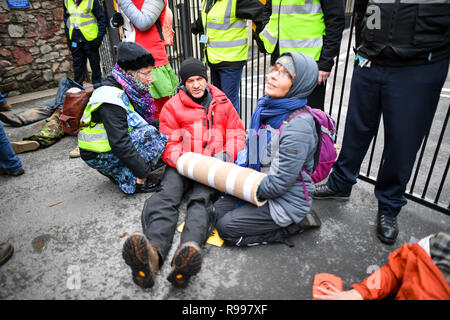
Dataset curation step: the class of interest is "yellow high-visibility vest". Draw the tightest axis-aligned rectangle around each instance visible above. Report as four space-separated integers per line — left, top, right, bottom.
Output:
64 0 99 41
259 0 325 61
78 86 138 153
201 0 249 64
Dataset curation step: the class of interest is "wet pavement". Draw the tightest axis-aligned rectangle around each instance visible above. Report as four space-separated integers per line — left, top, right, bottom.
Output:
1 93 449 303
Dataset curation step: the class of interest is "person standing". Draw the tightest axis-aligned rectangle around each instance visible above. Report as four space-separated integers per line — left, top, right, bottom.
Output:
313 0 450 244
63 0 107 85
191 0 266 115
112 0 179 122
258 0 345 110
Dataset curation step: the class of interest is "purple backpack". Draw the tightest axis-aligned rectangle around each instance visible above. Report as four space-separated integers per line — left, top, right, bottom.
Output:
280 106 337 183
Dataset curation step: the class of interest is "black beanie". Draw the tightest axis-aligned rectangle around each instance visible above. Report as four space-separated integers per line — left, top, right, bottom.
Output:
117 42 155 71
179 57 208 85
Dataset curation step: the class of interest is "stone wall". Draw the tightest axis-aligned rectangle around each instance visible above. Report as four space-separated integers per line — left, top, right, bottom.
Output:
0 0 73 97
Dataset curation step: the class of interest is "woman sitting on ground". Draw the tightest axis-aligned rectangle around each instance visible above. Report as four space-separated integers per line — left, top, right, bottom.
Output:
214 52 322 247
78 42 167 194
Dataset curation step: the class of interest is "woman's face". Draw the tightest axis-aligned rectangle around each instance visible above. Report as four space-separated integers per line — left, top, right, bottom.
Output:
133 66 153 85
264 64 293 98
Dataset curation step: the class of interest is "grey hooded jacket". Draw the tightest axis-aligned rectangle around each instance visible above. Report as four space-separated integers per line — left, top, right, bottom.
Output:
257 52 319 226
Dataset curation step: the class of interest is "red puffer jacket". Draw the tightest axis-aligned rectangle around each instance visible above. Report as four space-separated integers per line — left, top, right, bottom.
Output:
159 84 246 168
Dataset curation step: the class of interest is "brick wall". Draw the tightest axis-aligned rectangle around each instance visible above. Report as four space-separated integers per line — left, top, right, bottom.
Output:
0 0 73 97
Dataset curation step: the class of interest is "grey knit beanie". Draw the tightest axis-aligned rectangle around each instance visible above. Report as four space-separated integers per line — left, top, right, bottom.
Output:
276 52 318 99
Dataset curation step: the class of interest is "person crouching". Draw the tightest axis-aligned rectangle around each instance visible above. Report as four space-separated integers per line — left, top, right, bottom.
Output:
78 42 167 194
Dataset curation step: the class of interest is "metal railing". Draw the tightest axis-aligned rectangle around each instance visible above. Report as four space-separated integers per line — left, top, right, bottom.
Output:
100 0 449 215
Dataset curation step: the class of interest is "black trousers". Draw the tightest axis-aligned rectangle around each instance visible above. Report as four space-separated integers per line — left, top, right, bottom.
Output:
141 167 218 263
327 58 449 217
307 82 326 111
214 195 302 247
69 41 102 85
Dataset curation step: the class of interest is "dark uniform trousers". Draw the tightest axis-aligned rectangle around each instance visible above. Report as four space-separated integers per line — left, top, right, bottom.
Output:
327 57 449 217
69 40 102 85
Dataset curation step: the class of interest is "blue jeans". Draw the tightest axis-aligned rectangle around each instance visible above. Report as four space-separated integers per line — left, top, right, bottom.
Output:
0 122 22 172
0 92 6 105
327 58 449 217
15 77 83 126
210 66 243 115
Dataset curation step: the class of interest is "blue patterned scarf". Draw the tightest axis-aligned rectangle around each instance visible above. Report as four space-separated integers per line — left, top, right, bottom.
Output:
247 94 307 171
112 63 155 124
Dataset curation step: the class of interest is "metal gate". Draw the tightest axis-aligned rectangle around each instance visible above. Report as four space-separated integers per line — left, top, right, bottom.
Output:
100 0 449 215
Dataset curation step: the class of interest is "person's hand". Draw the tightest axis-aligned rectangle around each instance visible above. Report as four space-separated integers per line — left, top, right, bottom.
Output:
318 70 331 85
112 11 124 28
136 177 147 185
313 284 364 300
90 37 103 49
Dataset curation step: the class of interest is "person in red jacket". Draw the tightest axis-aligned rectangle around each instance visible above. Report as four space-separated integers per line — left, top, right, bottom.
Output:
314 232 450 300
122 57 246 289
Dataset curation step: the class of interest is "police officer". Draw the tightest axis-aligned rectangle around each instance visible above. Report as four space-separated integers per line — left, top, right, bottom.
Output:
191 0 266 115
313 0 450 244
63 0 107 85
258 0 345 110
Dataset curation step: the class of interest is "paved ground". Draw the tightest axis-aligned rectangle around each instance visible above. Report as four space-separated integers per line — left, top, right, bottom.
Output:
0 93 449 303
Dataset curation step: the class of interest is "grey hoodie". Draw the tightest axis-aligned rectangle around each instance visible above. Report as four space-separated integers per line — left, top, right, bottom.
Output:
257 52 319 226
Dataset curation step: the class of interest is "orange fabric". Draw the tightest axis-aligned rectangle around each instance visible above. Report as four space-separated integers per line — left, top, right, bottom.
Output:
159 84 246 167
353 243 450 300
133 0 169 67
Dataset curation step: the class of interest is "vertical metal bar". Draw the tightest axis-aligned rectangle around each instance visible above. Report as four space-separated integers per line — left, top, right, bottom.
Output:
178 1 193 59
335 10 355 138
408 133 430 194
365 129 379 177
244 58 249 129
328 55 339 116
434 155 449 205
421 104 450 198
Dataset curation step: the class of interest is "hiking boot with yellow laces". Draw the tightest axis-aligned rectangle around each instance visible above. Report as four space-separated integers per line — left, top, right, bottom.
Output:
122 233 159 288
167 242 202 288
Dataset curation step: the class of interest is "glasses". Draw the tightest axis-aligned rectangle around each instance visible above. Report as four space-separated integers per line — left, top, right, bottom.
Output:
267 66 291 80
136 70 153 80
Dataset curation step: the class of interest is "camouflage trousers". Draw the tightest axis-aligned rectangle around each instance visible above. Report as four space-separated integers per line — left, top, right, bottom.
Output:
23 110 64 148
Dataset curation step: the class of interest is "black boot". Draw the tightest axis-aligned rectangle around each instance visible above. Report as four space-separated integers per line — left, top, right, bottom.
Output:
313 183 350 200
377 213 399 245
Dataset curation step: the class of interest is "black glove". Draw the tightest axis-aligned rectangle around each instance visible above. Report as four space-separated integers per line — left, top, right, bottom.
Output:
111 12 124 28
90 37 103 48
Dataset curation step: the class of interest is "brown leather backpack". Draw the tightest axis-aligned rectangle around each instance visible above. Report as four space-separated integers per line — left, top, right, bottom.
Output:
59 87 94 135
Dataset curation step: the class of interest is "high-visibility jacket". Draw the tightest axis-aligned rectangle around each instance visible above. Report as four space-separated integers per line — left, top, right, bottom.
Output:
64 0 99 41
78 86 147 153
201 0 249 65
259 0 325 61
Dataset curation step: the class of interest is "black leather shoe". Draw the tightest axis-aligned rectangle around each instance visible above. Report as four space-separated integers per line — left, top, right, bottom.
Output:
377 213 398 245
313 183 350 200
